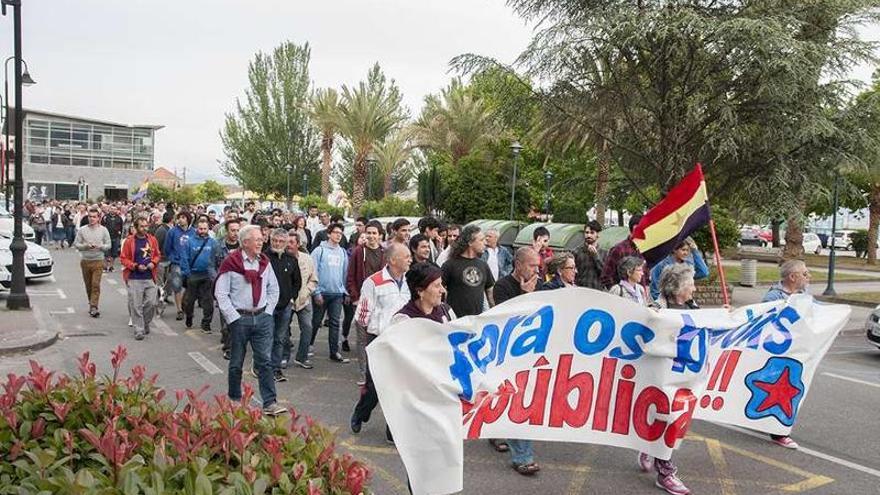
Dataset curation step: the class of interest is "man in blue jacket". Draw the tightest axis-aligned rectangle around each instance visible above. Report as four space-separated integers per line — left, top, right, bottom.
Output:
310 222 350 363
180 218 218 332
163 211 196 321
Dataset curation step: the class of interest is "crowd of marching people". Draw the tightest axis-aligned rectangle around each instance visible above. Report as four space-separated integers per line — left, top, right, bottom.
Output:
41 196 812 495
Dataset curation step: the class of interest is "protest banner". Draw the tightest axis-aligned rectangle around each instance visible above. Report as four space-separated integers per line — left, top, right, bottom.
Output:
368 288 850 495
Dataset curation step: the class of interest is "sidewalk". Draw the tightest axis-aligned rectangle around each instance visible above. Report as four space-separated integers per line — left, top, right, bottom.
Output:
721 258 879 278
0 302 60 356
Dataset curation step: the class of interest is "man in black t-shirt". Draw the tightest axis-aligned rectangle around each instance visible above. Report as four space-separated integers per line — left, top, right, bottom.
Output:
492 247 541 305
441 225 495 317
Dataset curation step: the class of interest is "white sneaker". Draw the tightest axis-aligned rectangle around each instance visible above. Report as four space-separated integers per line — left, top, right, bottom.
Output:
127 318 133 327
638 452 655 472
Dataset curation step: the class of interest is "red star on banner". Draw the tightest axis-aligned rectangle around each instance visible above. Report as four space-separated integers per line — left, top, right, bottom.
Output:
753 367 800 418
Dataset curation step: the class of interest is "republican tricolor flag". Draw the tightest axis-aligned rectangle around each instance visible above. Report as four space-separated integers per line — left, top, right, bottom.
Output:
632 164 711 266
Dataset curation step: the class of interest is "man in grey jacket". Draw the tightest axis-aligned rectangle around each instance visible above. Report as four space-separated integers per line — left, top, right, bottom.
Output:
74 207 111 317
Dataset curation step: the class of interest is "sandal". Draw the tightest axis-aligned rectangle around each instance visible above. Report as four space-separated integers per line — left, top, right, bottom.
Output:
512 462 540 476
489 439 510 452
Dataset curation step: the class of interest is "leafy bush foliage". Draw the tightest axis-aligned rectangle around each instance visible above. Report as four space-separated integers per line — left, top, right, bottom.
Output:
298 194 345 218
851 229 869 255
360 197 421 219
0 346 370 494
691 208 739 255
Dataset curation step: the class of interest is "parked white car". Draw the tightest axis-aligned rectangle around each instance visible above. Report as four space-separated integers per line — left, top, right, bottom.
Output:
0 263 9 289
0 237 54 285
802 233 822 255
0 203 35 241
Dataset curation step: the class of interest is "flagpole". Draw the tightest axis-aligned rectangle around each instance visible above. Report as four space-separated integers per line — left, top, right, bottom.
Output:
698 162 730 306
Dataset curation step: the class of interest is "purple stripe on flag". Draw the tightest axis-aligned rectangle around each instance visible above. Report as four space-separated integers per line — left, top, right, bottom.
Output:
641 204 711 267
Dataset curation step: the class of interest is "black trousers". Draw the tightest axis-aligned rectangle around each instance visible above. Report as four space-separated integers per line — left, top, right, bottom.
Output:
342 300 355 341
352 334 378 422
183 274 214 327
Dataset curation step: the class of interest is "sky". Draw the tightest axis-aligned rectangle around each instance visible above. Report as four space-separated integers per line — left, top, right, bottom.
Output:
0 0 534 183
1 1 878 184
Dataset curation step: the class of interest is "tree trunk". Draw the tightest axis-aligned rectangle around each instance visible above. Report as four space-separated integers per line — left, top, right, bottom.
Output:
771 219 782 248
383 171 393 198
867 183 880 265
321 134 333 199
782 212 805 260
594 140 610 227
351 154 367 217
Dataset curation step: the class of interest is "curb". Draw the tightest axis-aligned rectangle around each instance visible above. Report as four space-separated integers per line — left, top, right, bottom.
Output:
815 295 877 308
0 329 60 357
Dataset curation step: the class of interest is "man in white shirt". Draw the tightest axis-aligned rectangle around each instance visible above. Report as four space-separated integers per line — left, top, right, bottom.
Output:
215 224 286 416
349 243 412 442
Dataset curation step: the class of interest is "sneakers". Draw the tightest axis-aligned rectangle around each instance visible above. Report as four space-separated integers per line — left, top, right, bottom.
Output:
262 403 287 416
341 340 351 352
127 318 133 327
350 404 362 434
771 435 799 449
330 353 350 363
638 452 655 473
134 332 145 341
655 472 690 495
250 366 259 378
273 371 287 382
280 359 288 369
185 315 193 328
89 306 100 318
293 359 313 369
356 379 366 386
222 350 231 360
176 311 184 321
307 345 315 358
200 325 212 334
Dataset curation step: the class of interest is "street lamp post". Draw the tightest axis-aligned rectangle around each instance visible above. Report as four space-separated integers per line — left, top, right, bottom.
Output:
509 141 523 220
3 55 33 211
3 0 32 310
543 168 554 219
301 172 308 197
285 163 293 211
823 170 840 297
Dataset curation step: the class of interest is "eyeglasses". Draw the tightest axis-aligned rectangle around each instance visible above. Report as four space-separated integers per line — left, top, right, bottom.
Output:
562 265 576 271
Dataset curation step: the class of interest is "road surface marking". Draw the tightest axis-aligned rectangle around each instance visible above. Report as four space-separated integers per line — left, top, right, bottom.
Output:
715 424 880 479
117 288 127 296
56 288 67 299
30 289 65 298
106 278 117 285
151 319 178 336
49 307 74 315
188 352 223 375
705 438 738 495
821 372 880 388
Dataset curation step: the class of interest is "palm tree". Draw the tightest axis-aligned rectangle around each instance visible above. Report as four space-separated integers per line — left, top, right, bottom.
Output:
374 130 413 197
412 79 497 166
336 64 406 214
309 88 340 199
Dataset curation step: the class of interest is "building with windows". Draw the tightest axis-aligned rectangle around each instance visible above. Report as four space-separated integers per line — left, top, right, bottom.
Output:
5 108 162 201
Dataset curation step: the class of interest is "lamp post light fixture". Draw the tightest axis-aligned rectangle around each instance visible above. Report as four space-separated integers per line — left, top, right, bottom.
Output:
285 163 293 211
823 170 841 297
3 55 33 212
2 0 32 310
509 141 523 220
301 172 308 197
543 168 554 218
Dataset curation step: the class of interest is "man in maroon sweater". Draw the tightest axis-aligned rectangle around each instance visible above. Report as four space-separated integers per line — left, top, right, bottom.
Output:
345 220 385 384
600 213 648 289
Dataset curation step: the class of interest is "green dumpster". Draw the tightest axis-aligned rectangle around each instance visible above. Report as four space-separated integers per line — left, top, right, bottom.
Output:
464 219 524 247
513 223 587 252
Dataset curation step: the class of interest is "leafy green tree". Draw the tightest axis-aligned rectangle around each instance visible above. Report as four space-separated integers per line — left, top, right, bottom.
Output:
220 41 320 200
146 183 174 202
438 154 531 223
336 64 407 215
195 180 227 203
309 88 340 199
173 186 199 206
374 130 414 197
412 79 498 166
360 197 422 218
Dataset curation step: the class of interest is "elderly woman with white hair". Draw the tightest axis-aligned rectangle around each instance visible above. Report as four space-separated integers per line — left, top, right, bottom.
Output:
608 256 655 307
656 263 700 310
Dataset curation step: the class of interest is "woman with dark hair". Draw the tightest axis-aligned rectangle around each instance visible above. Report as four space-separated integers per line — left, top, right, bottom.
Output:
392 262 455 325
292 216 312 249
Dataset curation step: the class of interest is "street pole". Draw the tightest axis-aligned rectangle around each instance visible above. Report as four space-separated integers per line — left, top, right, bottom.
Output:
301 172 308 197
509 141 522 221
5 0 29 309
543 169 553 218
285 164 292 211
823 170 840 297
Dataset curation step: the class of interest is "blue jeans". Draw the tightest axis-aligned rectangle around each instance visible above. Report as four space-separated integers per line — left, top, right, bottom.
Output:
509 439 534 465
310 293 343 356
227 312 276 407
271 304 292 371
291 302 313 363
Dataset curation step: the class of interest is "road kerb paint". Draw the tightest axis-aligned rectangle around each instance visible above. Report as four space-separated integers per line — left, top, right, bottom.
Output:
821 372 880 389
188 351 223 375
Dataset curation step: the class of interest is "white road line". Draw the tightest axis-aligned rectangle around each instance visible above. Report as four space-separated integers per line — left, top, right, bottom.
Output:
49 306 75 315
117 288 127 296
715 423 880 479
106 278 117 285
56 288 67 299
821 372 880 389
188 352 223 375
151 318 178 336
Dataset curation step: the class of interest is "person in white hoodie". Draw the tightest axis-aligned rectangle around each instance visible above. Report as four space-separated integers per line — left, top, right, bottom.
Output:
349 242 412 444
309 223 350 363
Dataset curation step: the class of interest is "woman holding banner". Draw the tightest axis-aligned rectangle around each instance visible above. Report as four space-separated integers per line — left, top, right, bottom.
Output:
609 258 692 495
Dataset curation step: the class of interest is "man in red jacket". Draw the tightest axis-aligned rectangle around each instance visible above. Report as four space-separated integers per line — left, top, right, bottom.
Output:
120 217 162 340
345 220 385 384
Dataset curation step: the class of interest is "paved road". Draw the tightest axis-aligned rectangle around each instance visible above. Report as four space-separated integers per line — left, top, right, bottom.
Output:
1 249 878 494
